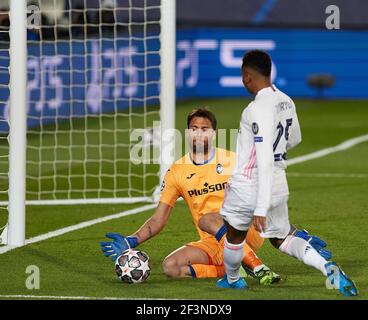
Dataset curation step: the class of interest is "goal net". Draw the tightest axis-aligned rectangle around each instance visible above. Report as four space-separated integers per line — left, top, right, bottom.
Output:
0 0 175 244
0 3 11 242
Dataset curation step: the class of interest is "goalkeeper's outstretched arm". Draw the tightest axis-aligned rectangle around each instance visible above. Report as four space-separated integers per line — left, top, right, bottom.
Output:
131 202 173 244
101 163 178 260
100 202 173 261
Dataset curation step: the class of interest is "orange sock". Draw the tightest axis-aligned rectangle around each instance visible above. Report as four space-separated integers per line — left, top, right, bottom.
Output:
242 244 263 272
246 224 265 252
190 264 225 278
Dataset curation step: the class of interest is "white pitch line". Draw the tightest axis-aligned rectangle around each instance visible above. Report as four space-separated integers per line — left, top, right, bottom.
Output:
0 203 156 255
286 134 368 166
0 196 153 207
287 172 368 178
0 294 178 300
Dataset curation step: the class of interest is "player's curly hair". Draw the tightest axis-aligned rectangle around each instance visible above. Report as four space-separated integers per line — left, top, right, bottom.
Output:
187 107 217 130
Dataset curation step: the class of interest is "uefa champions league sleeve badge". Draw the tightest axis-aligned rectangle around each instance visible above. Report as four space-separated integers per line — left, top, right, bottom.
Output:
252 122 259 135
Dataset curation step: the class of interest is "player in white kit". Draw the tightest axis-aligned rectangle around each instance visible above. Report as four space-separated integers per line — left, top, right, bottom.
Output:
216 50 358 296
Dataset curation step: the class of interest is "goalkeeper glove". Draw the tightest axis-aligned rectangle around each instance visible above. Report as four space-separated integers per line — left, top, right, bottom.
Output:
100 233 138 262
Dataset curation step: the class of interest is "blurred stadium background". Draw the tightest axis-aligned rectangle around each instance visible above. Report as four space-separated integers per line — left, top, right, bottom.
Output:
0 0 367 299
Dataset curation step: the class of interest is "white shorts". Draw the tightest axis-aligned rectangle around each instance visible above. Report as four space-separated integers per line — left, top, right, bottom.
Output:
221 169 290 239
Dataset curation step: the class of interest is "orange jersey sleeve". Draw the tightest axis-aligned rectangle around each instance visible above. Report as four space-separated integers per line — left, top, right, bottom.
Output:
159 167 180 207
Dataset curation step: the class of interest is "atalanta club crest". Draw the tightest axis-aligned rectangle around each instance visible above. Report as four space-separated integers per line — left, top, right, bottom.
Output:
216 163 223 174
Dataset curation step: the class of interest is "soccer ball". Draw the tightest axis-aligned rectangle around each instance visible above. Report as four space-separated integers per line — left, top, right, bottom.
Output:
115 249 151 284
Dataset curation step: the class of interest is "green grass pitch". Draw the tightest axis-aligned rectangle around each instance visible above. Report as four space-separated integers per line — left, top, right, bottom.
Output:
0 98 367 300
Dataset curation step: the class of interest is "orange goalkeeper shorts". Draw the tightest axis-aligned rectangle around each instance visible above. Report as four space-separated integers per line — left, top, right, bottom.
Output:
186 224 264 266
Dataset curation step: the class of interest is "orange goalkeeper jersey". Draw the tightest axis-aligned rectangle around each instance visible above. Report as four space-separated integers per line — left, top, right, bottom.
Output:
159 148 236 241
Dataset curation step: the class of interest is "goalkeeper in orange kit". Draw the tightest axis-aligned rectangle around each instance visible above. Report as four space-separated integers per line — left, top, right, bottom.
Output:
100 108 281 284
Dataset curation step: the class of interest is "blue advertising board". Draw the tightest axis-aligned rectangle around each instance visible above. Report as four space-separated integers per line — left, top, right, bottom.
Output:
0 28 367 131
176 29 368 99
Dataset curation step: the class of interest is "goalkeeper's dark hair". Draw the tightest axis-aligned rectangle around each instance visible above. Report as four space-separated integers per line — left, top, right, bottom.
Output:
187 107 217 130
242 50 272 77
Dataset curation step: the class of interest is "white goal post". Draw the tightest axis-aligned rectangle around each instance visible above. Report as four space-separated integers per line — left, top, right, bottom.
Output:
1 0 176 246
7 0 27 246
159 0 176 185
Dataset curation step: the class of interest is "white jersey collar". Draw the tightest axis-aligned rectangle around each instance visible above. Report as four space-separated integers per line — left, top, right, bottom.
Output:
255 85 277 99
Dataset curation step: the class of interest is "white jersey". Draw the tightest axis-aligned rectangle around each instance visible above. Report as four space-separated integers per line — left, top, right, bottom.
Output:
232 85 301 216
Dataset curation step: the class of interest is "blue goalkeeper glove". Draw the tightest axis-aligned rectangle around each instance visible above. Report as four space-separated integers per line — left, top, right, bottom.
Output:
295 229 332 260
100 233 138 262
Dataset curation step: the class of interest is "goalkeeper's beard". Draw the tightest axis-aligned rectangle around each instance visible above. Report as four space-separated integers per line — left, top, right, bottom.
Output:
190 139 212 163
